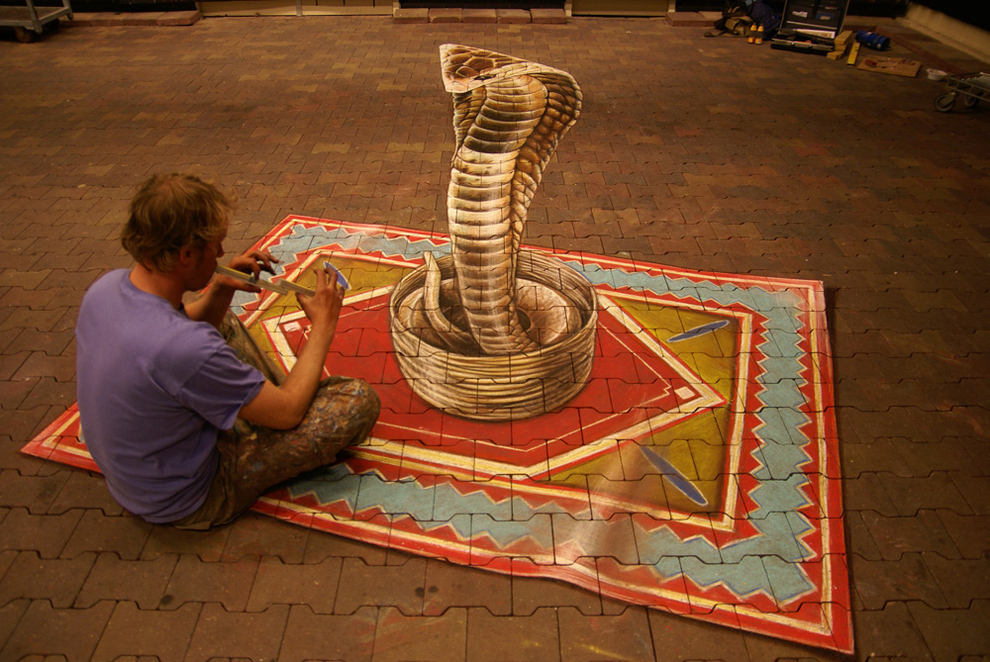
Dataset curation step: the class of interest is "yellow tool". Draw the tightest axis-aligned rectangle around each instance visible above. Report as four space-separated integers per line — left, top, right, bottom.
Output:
846 41 860 66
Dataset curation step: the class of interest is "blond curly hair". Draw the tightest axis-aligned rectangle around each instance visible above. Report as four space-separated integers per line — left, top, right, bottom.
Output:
120 173 234 272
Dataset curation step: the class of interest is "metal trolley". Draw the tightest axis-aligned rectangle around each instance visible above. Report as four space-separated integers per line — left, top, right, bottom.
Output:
0 0 73 42
934 71 990 113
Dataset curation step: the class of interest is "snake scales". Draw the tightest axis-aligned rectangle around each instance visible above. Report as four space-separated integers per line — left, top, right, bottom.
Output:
390 44 597 420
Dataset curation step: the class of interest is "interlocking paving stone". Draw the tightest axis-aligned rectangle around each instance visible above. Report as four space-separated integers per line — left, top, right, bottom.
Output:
878 471 974 516
279 605 377 662
558 606 655 661
0 551 95 608
0 508 82 558
647 607 750 660
90 601 201 662
0 414 59 471
921 552 990 610
302 526 388 565
935 510 990 559
159 554 259 611
0 469 70 514
75 552 178 610
511 571 603 617
893 437 988 477
422 558 511 616
862 509 963 561
60 510 154 560
0 599 114 662
742 627 849 662
48 471 125 516
244 555 342 614
334 557 427 616
851 552 949 610
948 471 990 515
184 602 289 661
0 599 29 656
907 600 990 662
466 607 560 662
841 473 900 517
4 328 74 357
852 601 934 662
20 375 76 410
372 606 467 662
221 512 311 564
841 438 914 478
140 523 232 563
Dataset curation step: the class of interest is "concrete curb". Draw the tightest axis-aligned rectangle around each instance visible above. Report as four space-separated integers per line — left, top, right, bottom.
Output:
65 10 201 27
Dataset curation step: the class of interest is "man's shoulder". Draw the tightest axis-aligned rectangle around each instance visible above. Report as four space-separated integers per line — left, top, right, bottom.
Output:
80 270 224 359
82 268 128 300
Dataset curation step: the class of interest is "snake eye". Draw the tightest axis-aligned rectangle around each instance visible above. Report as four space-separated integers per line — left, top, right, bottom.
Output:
476 74 494 81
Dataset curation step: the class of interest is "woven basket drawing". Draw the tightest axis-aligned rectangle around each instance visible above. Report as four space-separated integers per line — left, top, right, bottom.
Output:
389 251 598 421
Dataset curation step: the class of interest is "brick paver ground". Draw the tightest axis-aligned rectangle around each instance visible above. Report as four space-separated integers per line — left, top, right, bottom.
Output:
1 11 989 661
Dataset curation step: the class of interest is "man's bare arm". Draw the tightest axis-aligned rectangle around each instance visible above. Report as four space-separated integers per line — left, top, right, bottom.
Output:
185 250 276 329
238 269 344 430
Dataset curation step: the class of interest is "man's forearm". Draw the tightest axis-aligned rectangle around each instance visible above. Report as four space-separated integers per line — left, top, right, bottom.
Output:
184 282 235 328
247 319 336 429
235 268 344 430
283 320 335 398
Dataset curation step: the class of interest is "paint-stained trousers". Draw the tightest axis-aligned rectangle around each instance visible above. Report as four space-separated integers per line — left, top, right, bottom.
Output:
171 312 380 530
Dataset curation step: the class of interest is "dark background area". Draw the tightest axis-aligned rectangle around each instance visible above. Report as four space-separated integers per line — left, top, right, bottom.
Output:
664 0 984 29
911 0 989 31
400 1 564 7
676 0 907 18
5 0 987 32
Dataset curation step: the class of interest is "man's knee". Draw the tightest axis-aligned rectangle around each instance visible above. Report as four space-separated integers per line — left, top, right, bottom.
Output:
349 378 381 418
316 377 380 416
305 377 380 441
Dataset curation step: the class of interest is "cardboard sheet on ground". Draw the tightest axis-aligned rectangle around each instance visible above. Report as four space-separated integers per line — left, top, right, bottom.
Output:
22 216 852 653
857 56 922 77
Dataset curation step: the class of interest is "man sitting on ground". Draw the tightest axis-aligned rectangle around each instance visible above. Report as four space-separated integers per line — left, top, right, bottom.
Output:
75 173 380 529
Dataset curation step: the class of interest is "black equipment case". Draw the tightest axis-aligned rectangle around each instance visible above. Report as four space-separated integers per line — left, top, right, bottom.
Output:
770 0 851 54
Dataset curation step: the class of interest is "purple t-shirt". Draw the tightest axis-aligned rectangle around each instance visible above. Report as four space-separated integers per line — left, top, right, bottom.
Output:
75 270 266 523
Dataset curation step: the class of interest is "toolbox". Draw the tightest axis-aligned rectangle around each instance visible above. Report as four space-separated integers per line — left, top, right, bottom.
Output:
771 0 850 55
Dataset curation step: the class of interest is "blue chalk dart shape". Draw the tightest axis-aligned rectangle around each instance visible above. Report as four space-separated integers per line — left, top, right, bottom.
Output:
642 446 709 507
666 319 729 343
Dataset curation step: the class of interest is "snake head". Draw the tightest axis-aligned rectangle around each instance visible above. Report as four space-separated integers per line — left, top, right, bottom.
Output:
440 43 570 93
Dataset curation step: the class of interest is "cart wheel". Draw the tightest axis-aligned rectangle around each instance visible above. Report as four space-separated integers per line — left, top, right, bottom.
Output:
963 94 980 109
934 93 956 113
13 26 35 43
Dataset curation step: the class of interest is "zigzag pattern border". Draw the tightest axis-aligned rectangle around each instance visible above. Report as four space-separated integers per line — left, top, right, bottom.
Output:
249 216 850 652
21 215 850 653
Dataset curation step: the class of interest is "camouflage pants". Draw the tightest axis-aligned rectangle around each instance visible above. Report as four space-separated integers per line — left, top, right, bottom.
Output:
172 312 380 530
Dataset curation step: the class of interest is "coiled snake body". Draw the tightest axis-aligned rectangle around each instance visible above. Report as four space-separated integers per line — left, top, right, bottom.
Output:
390 44 597 420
